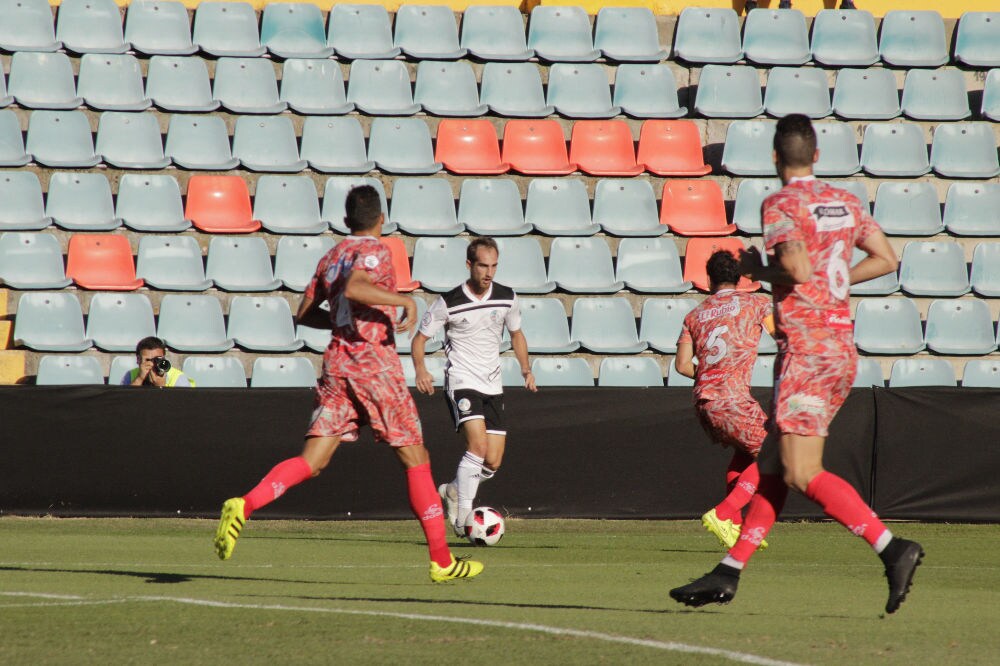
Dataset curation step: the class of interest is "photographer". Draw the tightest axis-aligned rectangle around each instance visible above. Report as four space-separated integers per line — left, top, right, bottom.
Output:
120 336 195 388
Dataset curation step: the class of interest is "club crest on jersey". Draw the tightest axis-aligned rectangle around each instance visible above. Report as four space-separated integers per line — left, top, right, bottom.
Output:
808 202 855 232
363 254 380 269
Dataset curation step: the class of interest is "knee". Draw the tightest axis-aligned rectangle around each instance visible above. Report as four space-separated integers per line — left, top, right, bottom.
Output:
783 467 821 494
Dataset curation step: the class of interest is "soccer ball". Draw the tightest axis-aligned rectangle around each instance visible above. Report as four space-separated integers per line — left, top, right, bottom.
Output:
464 506 505 546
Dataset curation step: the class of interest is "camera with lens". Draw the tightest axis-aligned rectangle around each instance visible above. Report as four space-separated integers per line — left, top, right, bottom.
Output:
151 357 171 376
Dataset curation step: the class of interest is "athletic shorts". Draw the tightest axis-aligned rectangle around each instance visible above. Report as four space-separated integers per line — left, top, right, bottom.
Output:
446 389 506 436
773 351 856 438
695 397 767 456
306 360 423 447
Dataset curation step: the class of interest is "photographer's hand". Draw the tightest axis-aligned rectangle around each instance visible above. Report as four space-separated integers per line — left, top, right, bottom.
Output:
148 367 167 388
132 359 154 386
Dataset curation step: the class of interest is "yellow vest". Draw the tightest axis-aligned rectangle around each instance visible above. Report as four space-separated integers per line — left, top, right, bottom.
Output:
128 367 195 387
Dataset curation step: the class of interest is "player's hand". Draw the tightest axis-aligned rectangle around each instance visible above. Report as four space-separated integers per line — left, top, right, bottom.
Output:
522 369 537 392
395 297 418 334
415 368 435 395
738 246 765 277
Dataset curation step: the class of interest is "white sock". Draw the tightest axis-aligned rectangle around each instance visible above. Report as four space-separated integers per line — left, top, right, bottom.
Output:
454 451 484 527
721 555 745 570
873 529 894 554
479 465 496 482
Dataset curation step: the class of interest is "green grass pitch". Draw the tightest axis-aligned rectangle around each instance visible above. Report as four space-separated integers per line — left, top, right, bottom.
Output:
0 517 996 665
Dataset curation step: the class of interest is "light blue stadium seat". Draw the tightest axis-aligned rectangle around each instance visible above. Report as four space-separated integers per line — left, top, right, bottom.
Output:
983 69 1000 122
499 356 526 387
945 183 1000 237
124 0 197 56
860 123 929 177
321 177 391 234
0 0 61 52
547 63 619 119
531 357 593 387
182 356 246 388
930 122 1000 179
214 58 287 115
8 52 82 109
493 238 554 294
831 68 900 120
955 12 1000 67
0 232 70 289
192 1 265 57
814 122 860 176
594 7 666 62
458 179 530 236
517 297 578 353
879 10 948 68
733 178 781 234
721 120 776 176
872 181 943 236
297 324 331 353
411 237 469 292
593 179 664 237
251 357 316 388
157 294 233 352
327 4 399 59
900 69 971 121
108 355 137 385
962 359 1000 388
479 63 553 117
667 357 694 387
613 64 686 119
527 6 599 62
389 178 462 236
36 355 104 385
14 292 91 351
460 5 532 61
854 358 885 388
96 111 169 170
571 297 646 354
228 296 303 352
750 355 775 387
136 235 211 291
889 359 956 388
615 238 691 294
117 174 190 233
673 7 742 63
524 179 599 236
45 172 120 231
853 298 924 354
299 117 372 174
598 356 663 387
764 67 832 118
924 298 997 355
400 356 446 388
275 236 335 292
261 3 332 59
232 116 306 173
0 172 51 230
395 298 437 355
757 328 777 354
86 293 156 352
0 109 31 167
394 4 466 60
899 241 970 297
851 247 899 296
280 59 352 115
743 9 809 65
56 0 127 54
414 61 487 117
78 54 150 111
368 118 441 175
832 179 871 211
206 237 281 292
26 110 100 168
694 65 764 118
811 9 879 66
146 55 220 112
253 175 325 235
547 237 623 294
164 115 238 170
347 60 419 116
971 242 1000 297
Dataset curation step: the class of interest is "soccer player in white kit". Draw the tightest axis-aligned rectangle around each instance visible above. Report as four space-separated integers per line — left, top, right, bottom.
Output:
411 237 537 536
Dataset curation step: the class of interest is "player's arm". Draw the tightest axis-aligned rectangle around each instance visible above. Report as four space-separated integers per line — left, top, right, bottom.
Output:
344 268 417 333
411 332 434 395
675 340 697 379
739 241 812 285
509 329 537 392
850 227 898 285
296 293 333 330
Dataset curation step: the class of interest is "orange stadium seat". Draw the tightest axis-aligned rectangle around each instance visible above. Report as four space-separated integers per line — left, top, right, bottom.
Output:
435 119 509 175
380 237 420 293
185 175 261 233
683 237 758 292
568 120 643 176
637 120 711 176
65 234 143 291
501 120 576 176
660 180 735 236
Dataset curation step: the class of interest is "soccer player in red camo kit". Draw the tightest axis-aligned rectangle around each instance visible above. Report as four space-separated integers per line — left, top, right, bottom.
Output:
670 114 923 613
213 185 483 583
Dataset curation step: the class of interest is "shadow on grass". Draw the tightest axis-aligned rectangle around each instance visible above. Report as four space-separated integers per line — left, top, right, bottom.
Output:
0 564 320 586
249 534 559 550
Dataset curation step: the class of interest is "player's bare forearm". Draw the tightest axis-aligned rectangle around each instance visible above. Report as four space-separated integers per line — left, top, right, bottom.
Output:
741 242 811 285
510 330 537 392
296 295 333 330
851 232 899 285
675 341 696 379
410 332 434 395
344 269 410 309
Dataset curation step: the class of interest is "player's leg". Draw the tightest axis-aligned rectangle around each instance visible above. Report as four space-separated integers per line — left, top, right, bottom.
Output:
714 450 759 524
452 418 489 531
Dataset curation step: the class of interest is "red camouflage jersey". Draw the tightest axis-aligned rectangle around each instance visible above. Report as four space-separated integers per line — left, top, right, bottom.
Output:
678 289 773 401
762 177 880 357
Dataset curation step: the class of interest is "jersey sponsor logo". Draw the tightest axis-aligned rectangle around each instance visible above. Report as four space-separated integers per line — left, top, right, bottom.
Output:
808 202 855 232
786 393 827 416
696 299 741 322
363 254 379 269
825 309 853 330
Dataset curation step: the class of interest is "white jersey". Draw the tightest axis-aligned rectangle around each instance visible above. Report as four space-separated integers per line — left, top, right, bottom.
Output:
418 282 521 395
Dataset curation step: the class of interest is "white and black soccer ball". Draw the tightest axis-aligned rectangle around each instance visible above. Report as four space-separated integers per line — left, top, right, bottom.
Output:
464 506 505 546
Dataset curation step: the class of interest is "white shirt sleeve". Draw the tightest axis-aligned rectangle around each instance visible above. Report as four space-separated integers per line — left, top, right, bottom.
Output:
418 296 448 338
504 293 522 333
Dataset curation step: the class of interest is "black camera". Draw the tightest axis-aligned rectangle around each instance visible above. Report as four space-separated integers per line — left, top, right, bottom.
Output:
152 357 171 376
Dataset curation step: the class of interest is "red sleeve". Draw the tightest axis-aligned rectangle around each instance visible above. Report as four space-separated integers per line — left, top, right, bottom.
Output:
854 202 882 247
763 193 805 252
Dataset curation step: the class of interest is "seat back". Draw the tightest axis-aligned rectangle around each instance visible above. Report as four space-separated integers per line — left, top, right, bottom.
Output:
458 179 529 236
36 355 104 385
593 179 663 236
480 62 551 117
389 177 462 235
66 233 142 290
660 180 733 236
261 3 331 59
899 241 970 297
0 0 60 52
764 67 832 119
25 110 99 168
233 115 305 172
96 111 168 170
860 123 929 177
182 356 247 388
157 294 233 352
213 58 286 115
434 119 506 175
117 174 190 232
45 172 120 231
944 183 1000 236
0 171 50 230
206 237 280 292
873 181 943 236
0 232 69 289
721 120 777 175
851 246 899 296
616 238 690 293
954 11 1000 67
55 0 127 54
831 68 900 120
414 61 486 117
192 0 265 57
879 10 948 67
962 359 1000 388
637 119 710 176
501 119 574 175
300 116 371 173
733 178 782 234
410 237 469 292
280 58 351 115
853 297 925 354
743 8 809 65
639 298 698 353
547 237 621 293
165 115 239 171
613 64 686 119
145 55 219 112
594 7 665 62
531 357 593 387
527 6 599 62
854 358 886 388
571 297 646 353
518 297 577 353
253 175 324 235
347 59 419 116
136 235 211 291
930 122 1000 179
228 296 303 352
185 175 260 233
380 236 420 292
694 64 764 118
811 9 878 66
367 117 440 174
124 0 196 56
524 178 597 235
598 356 663 387
85 293 156 352
251 357 316 388
901 69 971 121
461 5 532 61
275 236 336 292
493 237 553 293
327 3 398 59
0 109 30 167
14 292 91 351
393 4 465 59
569 120 642 176
547 63 617 118
674 6 742 63
78 54 149 111
924 298 997 355
889 359 956 388
813 122 860 176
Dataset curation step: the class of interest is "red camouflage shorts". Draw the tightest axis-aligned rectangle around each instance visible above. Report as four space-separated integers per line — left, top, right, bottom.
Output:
695 397 768 456
773 351 856 437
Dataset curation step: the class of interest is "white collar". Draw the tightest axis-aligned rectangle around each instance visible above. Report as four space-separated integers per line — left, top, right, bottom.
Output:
788 175 817 184
463 281 492 302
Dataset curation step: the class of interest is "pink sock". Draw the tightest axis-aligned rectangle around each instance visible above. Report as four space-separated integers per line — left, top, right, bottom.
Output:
729 473 787 563
242 456 313 519
715 461 760 523
804 471 887 547
406 463 452 568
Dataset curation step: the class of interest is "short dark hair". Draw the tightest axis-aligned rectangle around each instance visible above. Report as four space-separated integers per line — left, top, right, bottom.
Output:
467 236 499 264
773 114 817 168
344 185 383 232
706 250 740 289
136 336 166 356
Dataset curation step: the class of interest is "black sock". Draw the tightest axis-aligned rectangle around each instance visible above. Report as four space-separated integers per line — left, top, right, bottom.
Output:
711 563 742 579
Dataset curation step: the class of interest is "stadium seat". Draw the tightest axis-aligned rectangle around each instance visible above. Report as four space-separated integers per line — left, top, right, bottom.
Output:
811 9 879 66
116 175 190 233
136 235 212 291
146 56 219 112
764 67 832 119
860 123 929 177
280 59 352 115
851 247 899 296
297 324 331 353
924 299 997 355
571 297 646 354
0 172 51 230
394 4 465 60
898 241 970 297
900 70 971 121
638 298 697 353
547 64 619 119
480 63 553 118
36 356 104 385
0 0 61 52
637 120 710 176
547 237 623 294
182 356 246 388
400 356 446 388
65 234 142 290
251 357 316 388
615 238 691 294
743 9 810 65
750 356 776 387
435 120 507 175
683 238 758 292
368 118 441 174
86 293 156 352
502 120 575 175
77 54 150 112
694 65 765 118
733 178 782 234
527 6 599 62
460 5 532 61
206 237 281 292
500 356 527 387
55 0 127 54
955 12 1000 67
961 360 1000 388
389 178 463 236
25 110 100 168
275 236 336 292
157 294 233 352
569 120 643 177
524 179 599 236
613 65 687 119
214 58 287 115
232 116 306 173
395 298 436 355
228 296 303 353
0 110 30 167
493 237 554 294
192 1 265 57
185 175 261 233
95 112 170 170
945 183 1000 236
347 60 419 116
458 179 531 236
721 120 777 176
757 328 777 354
813 122 861 176
673 7 742 63
253 175 325 235
833 180 872 212
0 232 70 289
124 0 197 56
889 359 956 388
971 243 1000 297
597 357 663 387
300 116 372 174
322 177 392 235
872 182 943 236
164 115 239 171
327 4 399 60
14 292 91 351
414 62 487 117
518 298 578 353
853 298 925 354
594 7 666 62
531 357 593 387
665 357 694 387
983 69 1000 122
45 172 120 232
930 123 1000 179
660 180 734 236
879 10 948 68
410 237 469 292
831 68 900 120
854 358 885 388
261 3 332 59
593 179 665 237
